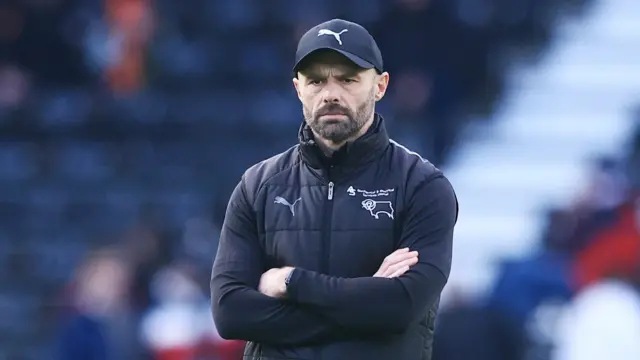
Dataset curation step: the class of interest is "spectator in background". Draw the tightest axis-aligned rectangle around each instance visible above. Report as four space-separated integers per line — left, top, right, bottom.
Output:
551 126 640 360
0 63 29 108
569 155 636 289
432 289 509 360
56 248 138 360
625 124 640 191
369 0 486 164
140 263 243 360
482 208 577 360
487 208 575 321
140 264 203 360
573 193 640 289
571 157 628 215
119 224 170 313
553 265 640 360
104 0 154 93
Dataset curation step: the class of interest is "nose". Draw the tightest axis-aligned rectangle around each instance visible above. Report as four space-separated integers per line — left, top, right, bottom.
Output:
321 81 342 104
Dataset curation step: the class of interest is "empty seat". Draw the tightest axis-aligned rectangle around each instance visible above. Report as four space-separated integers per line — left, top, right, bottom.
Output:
28 242 86 284
0 233 12 276
37 90 92 128
24 184 68 230
53 143 114 180
0 143 37 181
249 90 300 126
63 201 102 225
206 0 262 29
0 294 38 336
109 91 167 125
162 190 210 226
0 202 27 232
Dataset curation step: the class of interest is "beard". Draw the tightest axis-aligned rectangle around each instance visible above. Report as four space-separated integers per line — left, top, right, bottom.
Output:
304 89 376 144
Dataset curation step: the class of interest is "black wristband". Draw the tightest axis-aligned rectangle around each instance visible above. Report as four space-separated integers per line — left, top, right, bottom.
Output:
284 268 295 289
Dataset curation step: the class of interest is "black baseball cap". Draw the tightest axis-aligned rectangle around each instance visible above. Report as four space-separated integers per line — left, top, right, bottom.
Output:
293 19 384 76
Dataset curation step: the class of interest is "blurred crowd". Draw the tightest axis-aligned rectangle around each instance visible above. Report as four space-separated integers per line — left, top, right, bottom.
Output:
433 122 640 360
2 0 638 359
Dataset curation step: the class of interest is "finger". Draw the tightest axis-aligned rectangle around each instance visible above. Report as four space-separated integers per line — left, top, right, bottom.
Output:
377 251 417 276
389 250 417 260
382 248 409 264
382 255 418 276
389 248 410 258
385 248 409 260
388 265 410 278
382 257 418 277
376 249 414 277
384 251 418 267
374 264 388 277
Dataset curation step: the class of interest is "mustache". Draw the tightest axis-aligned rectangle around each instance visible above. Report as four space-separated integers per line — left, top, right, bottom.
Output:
316 104 350 117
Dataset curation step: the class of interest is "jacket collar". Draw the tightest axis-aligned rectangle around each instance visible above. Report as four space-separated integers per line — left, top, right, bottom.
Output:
298 114 390 170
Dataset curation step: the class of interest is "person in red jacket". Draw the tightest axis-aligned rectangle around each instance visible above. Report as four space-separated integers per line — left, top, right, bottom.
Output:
574 196 640 289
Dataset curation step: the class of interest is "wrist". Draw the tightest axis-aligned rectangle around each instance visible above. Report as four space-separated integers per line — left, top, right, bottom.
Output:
282 267 295 296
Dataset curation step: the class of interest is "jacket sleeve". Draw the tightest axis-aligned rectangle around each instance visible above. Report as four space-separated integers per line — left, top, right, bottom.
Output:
211 176 345 345
285 175 457 333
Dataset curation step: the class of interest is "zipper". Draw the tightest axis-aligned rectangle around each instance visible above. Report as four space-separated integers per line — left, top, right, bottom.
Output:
318 178 334 360
321 180 335 274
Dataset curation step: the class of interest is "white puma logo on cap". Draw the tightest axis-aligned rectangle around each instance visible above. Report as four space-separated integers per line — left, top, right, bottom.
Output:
317 29 348 45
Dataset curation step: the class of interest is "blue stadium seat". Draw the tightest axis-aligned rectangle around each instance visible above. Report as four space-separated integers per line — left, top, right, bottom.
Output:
205 0 262 30
150 38 215 81
53 143 114 180
38 90 92 128
109 91 168 124
160 189 211 227
28 242 86 284
0 294 39 336
249 89 301 126
27 183 68 212
0 143 37 181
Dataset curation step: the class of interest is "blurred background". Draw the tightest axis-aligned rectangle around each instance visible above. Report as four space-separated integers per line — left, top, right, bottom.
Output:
0 0 638 359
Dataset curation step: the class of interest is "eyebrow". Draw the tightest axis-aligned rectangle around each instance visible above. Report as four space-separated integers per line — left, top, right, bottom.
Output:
302 68 363 79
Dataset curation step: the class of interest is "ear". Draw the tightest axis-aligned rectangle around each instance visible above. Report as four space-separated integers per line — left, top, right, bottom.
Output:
374 72 390 102
292 77 303 102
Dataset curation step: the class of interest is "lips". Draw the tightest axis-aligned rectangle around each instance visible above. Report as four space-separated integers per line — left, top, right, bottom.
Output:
318 106 348 117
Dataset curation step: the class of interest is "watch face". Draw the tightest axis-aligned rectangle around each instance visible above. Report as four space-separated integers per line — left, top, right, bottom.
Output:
285 268 294 286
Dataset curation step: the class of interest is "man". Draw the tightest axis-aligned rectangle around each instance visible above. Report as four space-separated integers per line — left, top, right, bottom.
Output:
211 18 458 360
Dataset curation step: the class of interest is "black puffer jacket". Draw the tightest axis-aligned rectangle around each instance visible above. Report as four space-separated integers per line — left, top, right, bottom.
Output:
211 115 458 360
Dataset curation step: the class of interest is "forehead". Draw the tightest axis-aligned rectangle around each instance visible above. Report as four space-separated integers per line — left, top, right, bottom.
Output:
298 50 364 76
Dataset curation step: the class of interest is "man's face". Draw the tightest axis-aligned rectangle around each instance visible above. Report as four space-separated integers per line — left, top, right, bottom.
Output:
293 51 389 145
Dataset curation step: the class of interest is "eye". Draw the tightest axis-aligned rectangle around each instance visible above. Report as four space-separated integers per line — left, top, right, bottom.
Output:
308 79 323 85
342 78 357 84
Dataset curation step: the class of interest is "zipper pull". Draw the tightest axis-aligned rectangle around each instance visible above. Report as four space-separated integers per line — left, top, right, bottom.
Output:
327 182 334 200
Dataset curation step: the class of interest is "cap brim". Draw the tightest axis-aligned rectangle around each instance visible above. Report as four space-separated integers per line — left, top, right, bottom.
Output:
293 47 375 75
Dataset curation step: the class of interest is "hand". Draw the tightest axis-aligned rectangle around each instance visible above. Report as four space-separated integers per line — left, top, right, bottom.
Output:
259 267 293 298
373 248 419 278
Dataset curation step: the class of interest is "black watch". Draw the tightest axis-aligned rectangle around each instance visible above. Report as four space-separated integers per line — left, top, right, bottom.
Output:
284 268 295 289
